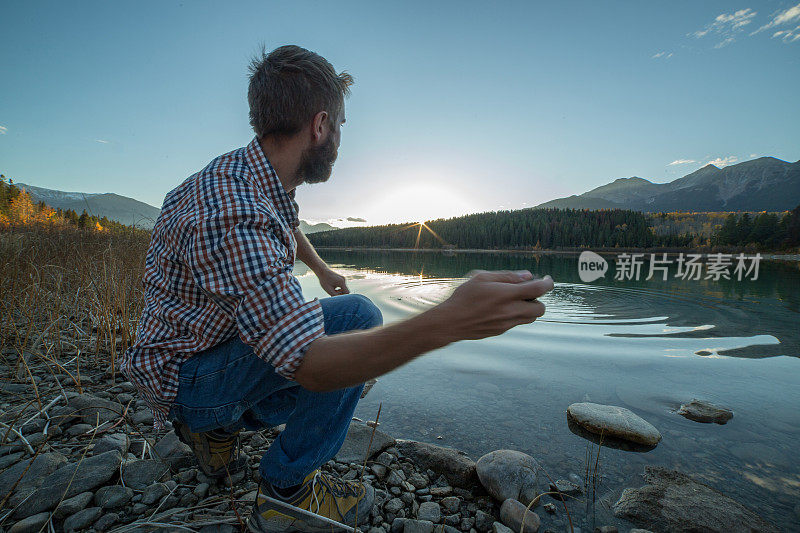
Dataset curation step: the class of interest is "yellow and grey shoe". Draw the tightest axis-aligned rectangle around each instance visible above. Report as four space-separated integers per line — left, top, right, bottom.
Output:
172 421 247 478
247 469 375 532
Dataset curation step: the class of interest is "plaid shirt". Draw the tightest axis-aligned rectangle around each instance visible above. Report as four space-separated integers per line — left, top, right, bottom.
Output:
121 138 325 428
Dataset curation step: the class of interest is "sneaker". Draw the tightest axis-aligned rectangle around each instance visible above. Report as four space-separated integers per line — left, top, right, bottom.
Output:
172 420 247 478
247 469 375 532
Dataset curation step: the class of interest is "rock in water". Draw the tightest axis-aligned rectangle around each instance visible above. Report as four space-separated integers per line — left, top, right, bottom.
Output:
613 466 779 532
566 402 661 448
476 449 542 506
396 440 477 488
677 399 733 424
335 421 395 464
499 498 540 533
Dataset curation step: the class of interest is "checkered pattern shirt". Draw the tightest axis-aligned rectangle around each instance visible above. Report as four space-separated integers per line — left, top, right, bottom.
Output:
121 138 325 428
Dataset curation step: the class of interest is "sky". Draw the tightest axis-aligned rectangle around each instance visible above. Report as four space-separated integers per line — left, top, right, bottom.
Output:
1 1 799 226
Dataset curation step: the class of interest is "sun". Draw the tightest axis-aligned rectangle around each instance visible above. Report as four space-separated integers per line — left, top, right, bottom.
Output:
370 182 475 224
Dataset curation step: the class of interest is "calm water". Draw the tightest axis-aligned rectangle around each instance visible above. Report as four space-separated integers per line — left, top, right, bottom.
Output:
296 250 800 531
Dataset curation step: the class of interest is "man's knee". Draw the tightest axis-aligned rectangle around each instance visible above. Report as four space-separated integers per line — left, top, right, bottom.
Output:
349 293 383 329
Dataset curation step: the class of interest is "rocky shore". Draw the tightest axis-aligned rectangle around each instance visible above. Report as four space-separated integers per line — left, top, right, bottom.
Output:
0 365 779 533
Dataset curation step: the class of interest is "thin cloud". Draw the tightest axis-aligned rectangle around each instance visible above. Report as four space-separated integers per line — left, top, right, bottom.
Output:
0 125 7 135
346 216 366 223
772 25 800 43
752 2 800 37
669 159 696 166
96 139 109 144
707 156 739 167
651 51 674 59
692 8 757 47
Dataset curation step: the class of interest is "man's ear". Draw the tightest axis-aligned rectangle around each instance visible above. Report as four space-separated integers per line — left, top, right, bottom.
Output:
310 111 329 143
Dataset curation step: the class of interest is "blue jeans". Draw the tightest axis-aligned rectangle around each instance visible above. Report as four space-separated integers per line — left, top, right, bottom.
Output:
168 293 383 488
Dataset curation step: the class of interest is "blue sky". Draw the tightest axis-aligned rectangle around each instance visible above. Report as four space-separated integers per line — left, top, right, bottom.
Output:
1 1 799 225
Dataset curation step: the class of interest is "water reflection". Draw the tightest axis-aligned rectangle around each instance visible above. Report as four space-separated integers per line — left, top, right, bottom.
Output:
294 250 800 530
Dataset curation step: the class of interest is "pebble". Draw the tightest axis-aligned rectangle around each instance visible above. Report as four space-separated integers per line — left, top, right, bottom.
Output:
417 501 441 522
8 512 50 533
94 485 133 509
63 506 102 532
499 498 540 533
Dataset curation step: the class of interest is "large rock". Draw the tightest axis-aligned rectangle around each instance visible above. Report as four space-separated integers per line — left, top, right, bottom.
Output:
396 440 477 488
12 451 122 519
335 421 395 464
613 466 778 532
153 430 194 469
499 498 540 533
567 403 661 449
53 491 94 519
476 449 542 506
677 399 733 424
0 452 67 500
121 459 170 490
52 393 124 426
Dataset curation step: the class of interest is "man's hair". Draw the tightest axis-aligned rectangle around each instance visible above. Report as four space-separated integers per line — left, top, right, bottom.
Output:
248 45 353 139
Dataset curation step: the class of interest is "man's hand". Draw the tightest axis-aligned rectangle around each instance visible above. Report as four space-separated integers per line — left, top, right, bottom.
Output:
317 267 350 296
429 270 554 342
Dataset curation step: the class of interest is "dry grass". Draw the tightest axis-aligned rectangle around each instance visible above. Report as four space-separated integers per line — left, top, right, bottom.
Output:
0 225 150 393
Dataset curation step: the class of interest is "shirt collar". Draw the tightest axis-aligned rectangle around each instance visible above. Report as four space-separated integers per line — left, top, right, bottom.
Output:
244 137 300 230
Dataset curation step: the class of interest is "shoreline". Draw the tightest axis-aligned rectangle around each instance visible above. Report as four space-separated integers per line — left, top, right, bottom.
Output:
314 246 800 262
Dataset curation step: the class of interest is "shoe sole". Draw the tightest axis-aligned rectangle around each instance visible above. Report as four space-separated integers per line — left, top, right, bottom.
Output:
246 495 358 533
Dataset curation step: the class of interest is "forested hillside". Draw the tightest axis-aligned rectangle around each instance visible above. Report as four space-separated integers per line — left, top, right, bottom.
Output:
309 208 687 249
309 206 800 251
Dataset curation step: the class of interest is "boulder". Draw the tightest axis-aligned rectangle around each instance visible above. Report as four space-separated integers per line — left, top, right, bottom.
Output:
677 399 733 424
335 421 396 464
499 498 540 533
396 440 477 488
12 451 122 519
613 466 778 532
476 449 542 506
567 403 661 449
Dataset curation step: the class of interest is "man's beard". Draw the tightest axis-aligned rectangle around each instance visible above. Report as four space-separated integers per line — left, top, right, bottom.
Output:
297 134 337 184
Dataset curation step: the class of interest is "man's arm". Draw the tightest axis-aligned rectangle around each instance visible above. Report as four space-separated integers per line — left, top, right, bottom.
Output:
293 271 554 392
294 227 349 296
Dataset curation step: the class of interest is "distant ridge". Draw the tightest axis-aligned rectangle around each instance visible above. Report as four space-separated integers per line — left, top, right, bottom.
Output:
535 157 800 212
18 183 161 228
16 182 337 233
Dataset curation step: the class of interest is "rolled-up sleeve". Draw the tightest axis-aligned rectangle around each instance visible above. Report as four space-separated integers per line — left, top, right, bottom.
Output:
187 189 325 379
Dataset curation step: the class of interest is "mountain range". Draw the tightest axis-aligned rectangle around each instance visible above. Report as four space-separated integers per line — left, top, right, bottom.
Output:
535 157 800 212
17 183 337 233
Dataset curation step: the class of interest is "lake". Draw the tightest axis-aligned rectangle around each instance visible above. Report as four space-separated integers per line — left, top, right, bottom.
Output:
295 250 800 531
